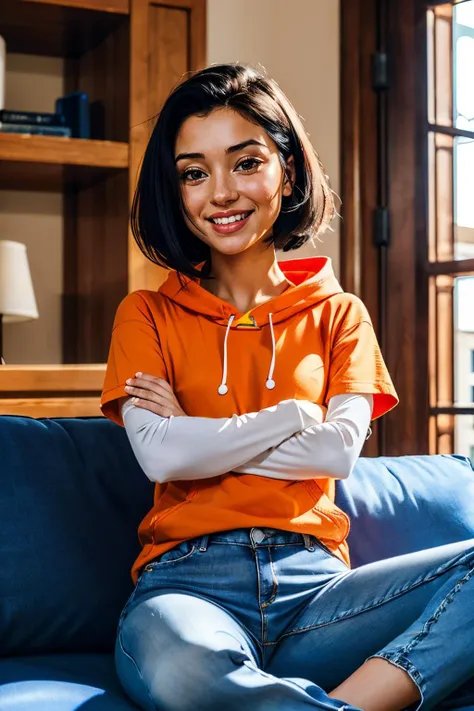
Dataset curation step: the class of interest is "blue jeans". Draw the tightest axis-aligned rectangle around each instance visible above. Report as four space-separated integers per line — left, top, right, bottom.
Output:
115 529 474 711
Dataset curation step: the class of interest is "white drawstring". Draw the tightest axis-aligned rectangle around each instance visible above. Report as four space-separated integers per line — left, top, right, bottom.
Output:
266 313 276 390
217 313 277 395
217 314 234 395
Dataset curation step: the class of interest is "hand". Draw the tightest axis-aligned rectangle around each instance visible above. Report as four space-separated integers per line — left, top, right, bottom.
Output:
124 372 187 417
296 400 327 429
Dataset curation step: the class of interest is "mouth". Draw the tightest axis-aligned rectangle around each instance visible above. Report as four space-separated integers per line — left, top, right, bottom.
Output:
207 210 254 235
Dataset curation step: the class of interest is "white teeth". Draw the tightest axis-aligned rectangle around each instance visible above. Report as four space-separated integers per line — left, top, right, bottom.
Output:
211 212 249 225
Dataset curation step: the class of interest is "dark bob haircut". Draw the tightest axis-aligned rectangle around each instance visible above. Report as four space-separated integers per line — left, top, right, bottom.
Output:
131 62 335 279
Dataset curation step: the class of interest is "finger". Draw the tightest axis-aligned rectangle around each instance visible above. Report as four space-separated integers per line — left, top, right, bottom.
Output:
125 384 177 408
133 373 174 393
125 386 171 405
126 377 175 400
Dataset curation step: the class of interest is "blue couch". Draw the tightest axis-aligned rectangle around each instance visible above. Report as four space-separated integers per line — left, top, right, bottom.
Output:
1 415 474 711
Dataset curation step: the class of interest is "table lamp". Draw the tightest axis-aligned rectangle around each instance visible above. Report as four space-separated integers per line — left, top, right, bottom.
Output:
0 240 39 364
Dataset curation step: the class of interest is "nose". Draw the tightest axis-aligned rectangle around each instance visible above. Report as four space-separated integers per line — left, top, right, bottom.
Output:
210 170 238 205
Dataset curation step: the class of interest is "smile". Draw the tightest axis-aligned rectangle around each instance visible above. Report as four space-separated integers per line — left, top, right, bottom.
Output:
209 211 253 225
207 211 254 235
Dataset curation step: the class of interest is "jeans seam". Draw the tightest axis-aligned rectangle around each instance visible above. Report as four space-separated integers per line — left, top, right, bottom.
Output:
117 628 158 711
376 564 474 660
276 560 472 641
367 654 425 711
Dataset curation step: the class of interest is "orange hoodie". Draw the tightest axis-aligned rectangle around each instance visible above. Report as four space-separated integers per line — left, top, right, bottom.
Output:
101 256 398 583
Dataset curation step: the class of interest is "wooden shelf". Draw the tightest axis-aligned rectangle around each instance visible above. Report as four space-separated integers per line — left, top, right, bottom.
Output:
0 134 128 190
0 0 129 58
0 363 106 392
0 364 106 417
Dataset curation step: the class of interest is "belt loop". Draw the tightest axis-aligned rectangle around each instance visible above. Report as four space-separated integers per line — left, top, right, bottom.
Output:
303 533 315 551
198 534 209 552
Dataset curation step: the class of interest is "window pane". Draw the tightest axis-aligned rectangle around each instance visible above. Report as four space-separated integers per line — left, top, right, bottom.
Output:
454 1 474 131
455 136 474 246
455 276 474 406
428 132 474 260
455 415 474 457
430 275 474 409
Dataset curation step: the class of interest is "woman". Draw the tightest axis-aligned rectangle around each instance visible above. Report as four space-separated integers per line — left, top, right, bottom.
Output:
100 64 474 711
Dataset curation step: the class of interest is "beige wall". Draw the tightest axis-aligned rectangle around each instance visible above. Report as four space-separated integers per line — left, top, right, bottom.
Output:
207 0 340 274
1 55 64 364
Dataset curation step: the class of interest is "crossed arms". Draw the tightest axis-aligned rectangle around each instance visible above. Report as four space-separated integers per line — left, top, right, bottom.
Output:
121 393 373 484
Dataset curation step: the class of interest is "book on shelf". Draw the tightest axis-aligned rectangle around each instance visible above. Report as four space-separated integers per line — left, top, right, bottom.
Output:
56 92 90 139
0 123 71 137
0 109 65 127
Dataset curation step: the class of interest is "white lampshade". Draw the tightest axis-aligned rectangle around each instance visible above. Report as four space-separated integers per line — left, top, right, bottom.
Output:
0 240 39 323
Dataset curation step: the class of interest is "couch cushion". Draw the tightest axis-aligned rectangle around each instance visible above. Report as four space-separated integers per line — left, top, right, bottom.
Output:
0 653 139 710
337 454 474 567
0 416 153 656
2 415 474 658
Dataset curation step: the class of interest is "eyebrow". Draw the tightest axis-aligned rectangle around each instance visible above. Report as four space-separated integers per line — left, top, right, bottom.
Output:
174 139 268 164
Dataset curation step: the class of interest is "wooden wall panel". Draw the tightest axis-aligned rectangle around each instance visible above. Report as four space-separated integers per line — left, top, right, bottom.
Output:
340 0 380 456
341 0 430 454
63 170 129 363
63 20 130 363
128 0 206 293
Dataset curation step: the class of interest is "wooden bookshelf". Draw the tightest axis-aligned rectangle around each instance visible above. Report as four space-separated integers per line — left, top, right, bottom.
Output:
0 134 128 190
0 0 206 418
0 134 128 167
0 0 128 57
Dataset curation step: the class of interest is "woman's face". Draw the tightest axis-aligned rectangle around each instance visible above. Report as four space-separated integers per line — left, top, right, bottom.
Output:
174 107 294 257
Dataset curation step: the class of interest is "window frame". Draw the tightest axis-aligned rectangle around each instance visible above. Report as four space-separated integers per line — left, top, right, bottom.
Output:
340 0 474 455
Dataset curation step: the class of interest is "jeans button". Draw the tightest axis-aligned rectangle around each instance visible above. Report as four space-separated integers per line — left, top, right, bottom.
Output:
252 528 266 544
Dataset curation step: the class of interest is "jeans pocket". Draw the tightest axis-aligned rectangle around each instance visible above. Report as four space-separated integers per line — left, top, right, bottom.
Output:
142 539 198 571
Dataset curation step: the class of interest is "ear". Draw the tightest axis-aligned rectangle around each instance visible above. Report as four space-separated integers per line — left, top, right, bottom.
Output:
282 155 296 197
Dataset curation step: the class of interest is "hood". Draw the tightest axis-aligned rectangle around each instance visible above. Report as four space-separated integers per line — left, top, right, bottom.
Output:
158 256 343 328
158 257 344 396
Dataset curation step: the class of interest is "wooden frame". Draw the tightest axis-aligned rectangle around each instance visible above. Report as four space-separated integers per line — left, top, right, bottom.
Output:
341 0 474 455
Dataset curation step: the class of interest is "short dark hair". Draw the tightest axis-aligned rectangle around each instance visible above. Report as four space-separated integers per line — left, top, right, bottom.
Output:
131 63 335 279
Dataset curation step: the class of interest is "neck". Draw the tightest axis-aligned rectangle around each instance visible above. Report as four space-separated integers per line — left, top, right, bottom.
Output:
201 244 291 314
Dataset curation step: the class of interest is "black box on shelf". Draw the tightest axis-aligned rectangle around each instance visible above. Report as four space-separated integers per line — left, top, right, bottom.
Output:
55 91 90 139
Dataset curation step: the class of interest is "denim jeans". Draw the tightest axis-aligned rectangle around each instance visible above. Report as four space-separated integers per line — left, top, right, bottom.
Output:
115 529 474 711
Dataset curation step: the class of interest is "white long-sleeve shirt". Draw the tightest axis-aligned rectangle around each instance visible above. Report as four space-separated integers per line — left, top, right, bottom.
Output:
121 393 373 484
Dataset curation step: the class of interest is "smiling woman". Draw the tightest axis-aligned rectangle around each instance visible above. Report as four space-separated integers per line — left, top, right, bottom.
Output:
99 63 474 711
130 63 334 280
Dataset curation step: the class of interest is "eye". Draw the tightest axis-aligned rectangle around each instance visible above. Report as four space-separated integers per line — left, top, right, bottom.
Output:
180 168 207 183
236 157 262 172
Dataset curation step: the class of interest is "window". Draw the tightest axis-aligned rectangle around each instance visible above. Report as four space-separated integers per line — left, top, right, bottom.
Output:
426 0 474 456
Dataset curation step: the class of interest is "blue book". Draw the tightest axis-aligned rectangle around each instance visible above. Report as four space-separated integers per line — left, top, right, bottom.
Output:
55 92 90 139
